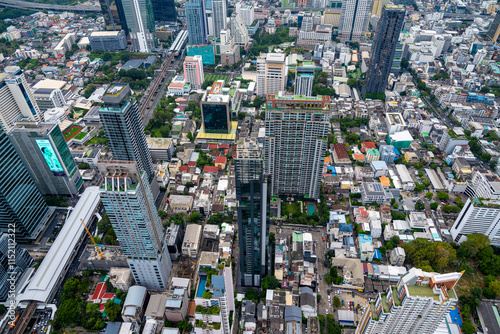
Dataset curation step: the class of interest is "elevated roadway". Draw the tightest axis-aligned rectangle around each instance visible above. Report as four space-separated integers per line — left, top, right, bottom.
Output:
0 0 101 13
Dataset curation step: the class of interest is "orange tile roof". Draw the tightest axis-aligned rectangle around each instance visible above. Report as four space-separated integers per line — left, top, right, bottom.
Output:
353 154 365 161
324 157 331 163
379 176 391 187
188 301 196 316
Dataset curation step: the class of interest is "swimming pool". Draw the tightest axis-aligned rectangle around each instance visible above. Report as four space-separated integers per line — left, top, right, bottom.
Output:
196 275 207 298
308 204 316 215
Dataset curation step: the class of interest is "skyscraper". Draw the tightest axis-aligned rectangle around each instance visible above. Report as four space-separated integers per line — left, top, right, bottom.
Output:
212 0 227 39
201 81 231 134
0 233 33 301
364 5 405 95
151 0 177 23
0 128 50 243
185 0 209 45
183 56 205 90
339 0 372 42
230 13 249 46
487 11 500 44
0 66 43 132
98 0 128 32
256 53 287 96
120 0 156 52
235 139 268 286
97 161 172 290
295 62 315 96
356 268 463 334
9 121 83 196
99 83 155 180
264 94 330 199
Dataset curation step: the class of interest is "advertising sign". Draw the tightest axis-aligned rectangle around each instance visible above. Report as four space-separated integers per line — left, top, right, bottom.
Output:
36 139 65 176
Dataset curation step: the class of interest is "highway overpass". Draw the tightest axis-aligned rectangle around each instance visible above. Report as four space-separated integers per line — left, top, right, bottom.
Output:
0 0 101 13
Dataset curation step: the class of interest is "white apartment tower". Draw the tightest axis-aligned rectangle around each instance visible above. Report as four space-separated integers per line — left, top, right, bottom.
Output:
183 56 205 90
356 268 463 334
237 3 254 26
339 0 372 42
256 53 287 96
212 0 227 39
464 169 500 200
0 66 43 131
97 161 172 290
230 13 249 46
295 74 314 96
451 197 500 246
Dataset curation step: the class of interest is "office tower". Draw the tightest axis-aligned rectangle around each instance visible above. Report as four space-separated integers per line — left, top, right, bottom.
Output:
120 0 156 52
356 268 463 334
183 56 205 89
98 0 128 32
185 0 209 45
0 128 50 243
0 66 43 132
235 139 268 287
230 13 249 46
364 5 405 95
32 88 65 112
99 83 155 180
9 121 83 196
256 53 287 96
390 41 404 74
451 198 500 246
0 233 33 301
487 11 500 43
464 169 500 200
339 0 372 42
302 13 314 32
371 0 389 16
97 161 172 290
151 0 177 23
201 81 231 134
212 0 227 39
264 94 330 199
237 3 254 26
295 62 315 96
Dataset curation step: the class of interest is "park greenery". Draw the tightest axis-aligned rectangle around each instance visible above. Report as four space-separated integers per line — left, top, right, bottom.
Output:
248 28 296 58
145 96 177 138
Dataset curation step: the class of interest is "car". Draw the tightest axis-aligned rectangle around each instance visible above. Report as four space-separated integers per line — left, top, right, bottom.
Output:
326 309 328 314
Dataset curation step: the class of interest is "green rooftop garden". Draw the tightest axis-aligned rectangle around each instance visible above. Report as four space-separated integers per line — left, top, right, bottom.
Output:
407 285 440 301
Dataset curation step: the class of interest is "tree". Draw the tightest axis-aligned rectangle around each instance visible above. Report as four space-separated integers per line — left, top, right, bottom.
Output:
460 233 491 259
187 131 194 142
430 202 438 210
489 280 500 297
425 192 433 200
79 163 90 169
104 300 122 321
462 322 475 334
202 291 212 299
158 210 167 218
333 296 341 308
481 153 492 163
190 211 203 222
317 295 322 302
415 201 425 211
262 275 281 290
437 191 449 201
347 78 357 88
245 288 259 302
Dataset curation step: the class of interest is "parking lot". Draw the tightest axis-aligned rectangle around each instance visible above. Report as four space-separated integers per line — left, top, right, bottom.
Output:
329 289 370 325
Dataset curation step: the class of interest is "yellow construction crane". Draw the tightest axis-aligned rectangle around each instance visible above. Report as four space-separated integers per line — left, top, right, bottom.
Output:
81 219 103 260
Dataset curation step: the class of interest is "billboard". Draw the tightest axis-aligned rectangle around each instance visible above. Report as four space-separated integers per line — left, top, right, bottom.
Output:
35 139 65 176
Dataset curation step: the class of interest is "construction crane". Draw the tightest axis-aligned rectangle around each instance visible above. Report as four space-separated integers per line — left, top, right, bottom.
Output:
80 219 103 260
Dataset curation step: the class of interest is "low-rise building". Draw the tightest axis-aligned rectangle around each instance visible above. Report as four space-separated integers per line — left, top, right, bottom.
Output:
182 224 202 258
169 195 194 214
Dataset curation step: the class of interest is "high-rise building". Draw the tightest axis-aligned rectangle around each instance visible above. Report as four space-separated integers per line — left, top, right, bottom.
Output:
0 66 43 132
256 53 287 96
212 0 227 39
322 8 341 28
32 88 66 112
235 139 268 287
295 62 315 96
99 83 155 180
236 3 254 26
364 5 405 95
151 0 177 23
356 268 463 334
201 81 231 134
451 198 500 246
97 161 172 290
0 128 50 243
487 11 500 43
98 0 128 32
301 13 314 32
264 94 330 199
9 121 83 196
339 0 372 42
183 56 205 89
120 0 156 52
0 233 33 301
390 41 404 74
371 0 389 16
230 13 249 46
464 169 500 200
185 0 209 45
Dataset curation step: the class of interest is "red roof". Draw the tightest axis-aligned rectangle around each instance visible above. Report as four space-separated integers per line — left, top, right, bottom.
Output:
219 144 230 149
91 282 107 301
102 293 115 300
188 301 196 316
363 142 377 150
179 165 191 172
209 144 218 149
203 166 219 174
99 303 106 311
215 156 227 164
188 161 197 167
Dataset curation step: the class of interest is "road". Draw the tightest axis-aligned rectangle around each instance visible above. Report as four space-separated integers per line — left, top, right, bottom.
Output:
0 0 100 13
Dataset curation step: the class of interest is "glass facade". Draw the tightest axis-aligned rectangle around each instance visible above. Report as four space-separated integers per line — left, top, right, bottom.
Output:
202 103 230 134
0 129 49 243
151 0 177 22
185 0 209 45
99 0 128 32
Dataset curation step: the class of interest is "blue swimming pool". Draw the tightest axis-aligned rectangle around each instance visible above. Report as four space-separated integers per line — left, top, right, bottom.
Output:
196 276 207 297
